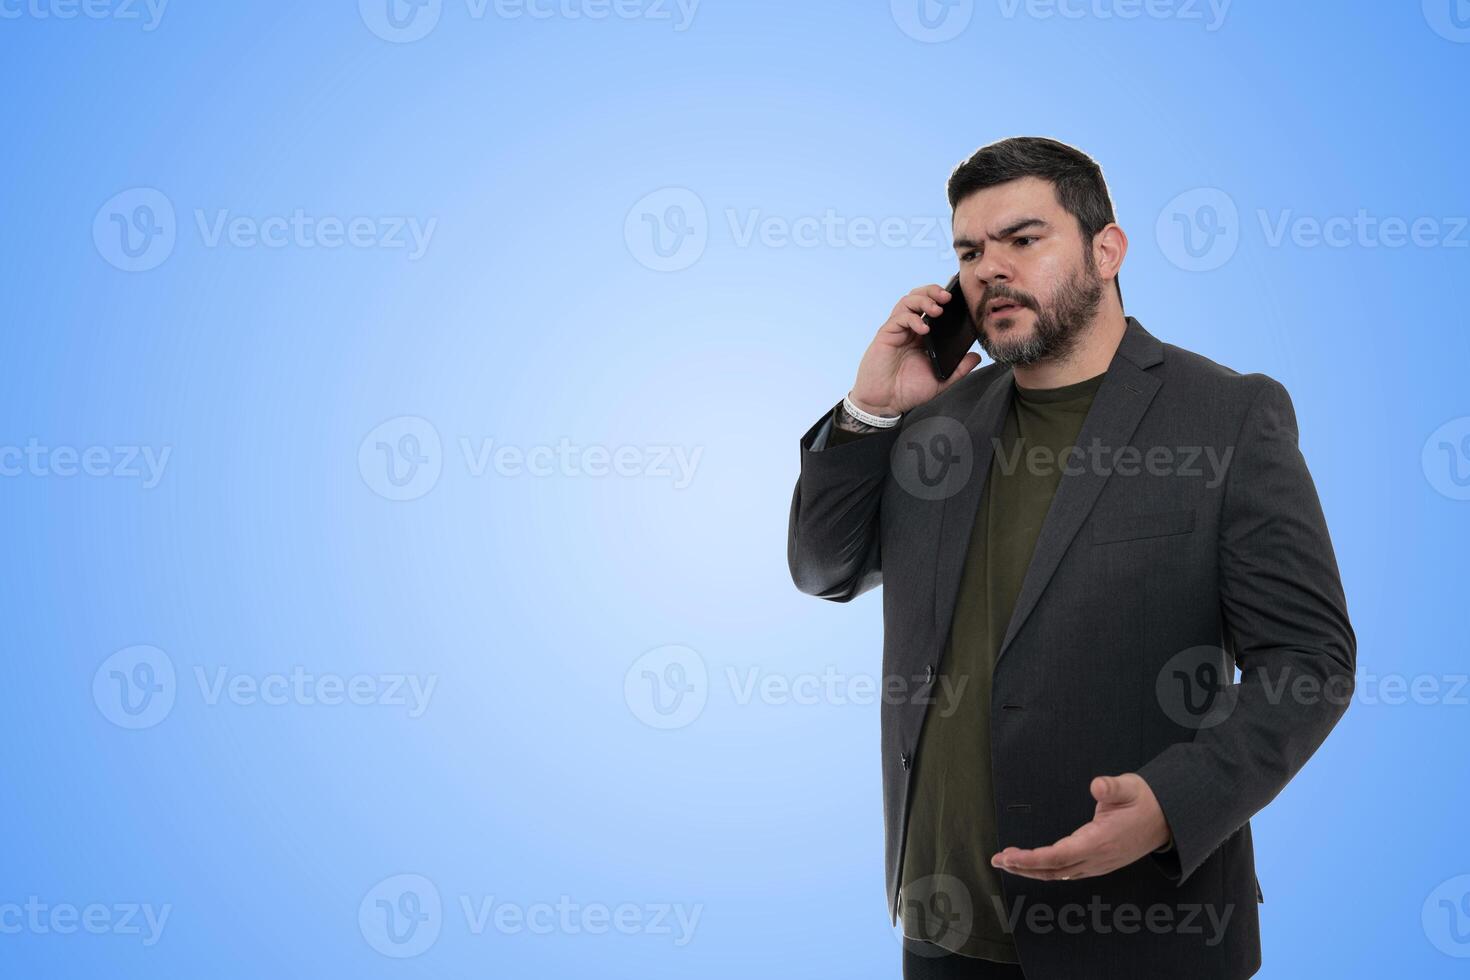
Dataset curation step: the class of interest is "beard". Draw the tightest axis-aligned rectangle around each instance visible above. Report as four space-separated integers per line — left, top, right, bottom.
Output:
973 258 1104 367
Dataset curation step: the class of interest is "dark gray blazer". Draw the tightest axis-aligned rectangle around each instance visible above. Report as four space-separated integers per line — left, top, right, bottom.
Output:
786 316 1355 979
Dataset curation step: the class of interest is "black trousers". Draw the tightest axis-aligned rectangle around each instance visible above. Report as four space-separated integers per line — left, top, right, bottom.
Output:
902 940 1027 979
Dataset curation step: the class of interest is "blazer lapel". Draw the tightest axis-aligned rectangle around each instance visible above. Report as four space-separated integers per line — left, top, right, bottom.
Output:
993 316 1165 668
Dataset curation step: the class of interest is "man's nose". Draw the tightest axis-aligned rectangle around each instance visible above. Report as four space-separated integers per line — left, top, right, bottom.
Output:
975 253 1011 288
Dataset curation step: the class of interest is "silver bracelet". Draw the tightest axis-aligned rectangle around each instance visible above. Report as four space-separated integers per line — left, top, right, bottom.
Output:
842 392 902 428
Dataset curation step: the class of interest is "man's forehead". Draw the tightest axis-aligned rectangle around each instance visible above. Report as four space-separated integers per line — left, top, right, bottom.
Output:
952 177 1062 235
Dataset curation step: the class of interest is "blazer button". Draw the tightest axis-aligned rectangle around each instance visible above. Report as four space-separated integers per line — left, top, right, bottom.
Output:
924 664 935 683
900 753 911 771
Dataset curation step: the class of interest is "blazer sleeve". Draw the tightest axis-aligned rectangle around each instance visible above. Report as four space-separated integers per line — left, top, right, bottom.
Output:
1138 375 1357 884
786 400 906 601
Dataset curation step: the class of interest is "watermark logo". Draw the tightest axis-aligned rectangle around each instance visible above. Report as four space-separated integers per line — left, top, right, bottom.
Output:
994 0 1230 30
894 874 975 956
360 0 697 40
626 652 967 729
1423 0 1470 43
93 188 176 273
361 418 703 499
991 438 1233 487
891 0 973 42
625 187 707 272
1258 209 1469 249
460 894 701 942
1423 874 1470 957
1422 417 1470 501
193 209 436 258
626 188 955 271
0 440 171 487
892 416 974 501
0 0 168 30
1155 645 1237 730
992 895 1234 943
95 650 437 727
194 667 436 717
94 190 436 269
0 898 171 945
93 645 177 729
359 0 443 42
625 644 708 729
359 416 444 501
360 874 443 958
1160 188 1468 267
1156 187 1239 272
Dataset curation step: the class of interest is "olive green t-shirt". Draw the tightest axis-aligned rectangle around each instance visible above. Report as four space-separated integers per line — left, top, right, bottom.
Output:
898 370 1104 961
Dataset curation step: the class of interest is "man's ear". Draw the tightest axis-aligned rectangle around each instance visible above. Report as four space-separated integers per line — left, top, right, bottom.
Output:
1093 223 1128 283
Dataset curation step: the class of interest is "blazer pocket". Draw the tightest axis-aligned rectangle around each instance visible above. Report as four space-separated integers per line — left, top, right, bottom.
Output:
1090 507 1196 544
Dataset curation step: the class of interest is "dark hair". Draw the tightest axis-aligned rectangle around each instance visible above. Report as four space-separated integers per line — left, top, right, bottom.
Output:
947 137 1122 306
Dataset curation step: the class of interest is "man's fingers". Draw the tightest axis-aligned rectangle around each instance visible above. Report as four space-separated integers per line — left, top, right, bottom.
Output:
939 351 983 389
898 291 946 318
910 283 953 304
879 312 929 340
992 821 1109 870
993 838 1088 871
1004 859 1092 882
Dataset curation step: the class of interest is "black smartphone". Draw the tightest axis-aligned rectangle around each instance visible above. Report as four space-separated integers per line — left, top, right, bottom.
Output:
921 274 977 381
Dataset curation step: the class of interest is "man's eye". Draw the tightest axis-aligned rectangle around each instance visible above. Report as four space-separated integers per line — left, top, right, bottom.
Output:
1014 236 1036 247
959 250 977 262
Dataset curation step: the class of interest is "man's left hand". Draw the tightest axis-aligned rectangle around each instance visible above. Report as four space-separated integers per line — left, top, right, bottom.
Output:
990 774 1173 881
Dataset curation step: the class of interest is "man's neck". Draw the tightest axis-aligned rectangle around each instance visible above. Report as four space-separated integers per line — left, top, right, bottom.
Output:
1011 306 1128 389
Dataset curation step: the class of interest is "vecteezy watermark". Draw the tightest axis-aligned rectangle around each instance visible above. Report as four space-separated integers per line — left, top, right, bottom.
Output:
1156 646 1463 729
1423 0 1470 43
92 188 176 272
624 188 708 272
623 186 954 272
892 417 975 502
1156 645 1238 730
459 894 701 945
625 644 709 729
358 416 704 501
93 646 177 729
890 0 974 43
93 188 437 272
358 417 443 502
1156 187 1240 272
992 0 1231 30
358 873 702 957
358 0 699 43
624 645 969 730
1158 187 1470 271
92 646 438 729
1422 416 1470 501
0 440 171 488
0 898 171 946
360 874 443 958
0 0 168 30
991 895 1235 944
1256 209 1470 250
990 437 1234 488
892 420 1237 503
894 874 975 956
890 0 1229 42
1423 874 1470 958
724 665 969 715
193 666 437 718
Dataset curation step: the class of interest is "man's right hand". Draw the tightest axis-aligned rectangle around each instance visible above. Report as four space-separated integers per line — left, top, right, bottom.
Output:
847 283 984 418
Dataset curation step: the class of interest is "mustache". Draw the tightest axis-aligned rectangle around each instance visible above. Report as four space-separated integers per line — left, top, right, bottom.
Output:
977 287 1037 315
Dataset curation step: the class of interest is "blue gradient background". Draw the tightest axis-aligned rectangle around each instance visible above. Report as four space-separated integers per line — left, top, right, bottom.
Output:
2 1 1467 977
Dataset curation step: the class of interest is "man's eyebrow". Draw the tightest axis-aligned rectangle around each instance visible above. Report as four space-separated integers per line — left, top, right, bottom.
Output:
953 217 1050 249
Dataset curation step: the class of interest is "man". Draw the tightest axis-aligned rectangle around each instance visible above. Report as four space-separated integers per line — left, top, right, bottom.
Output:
785 137 1355 979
